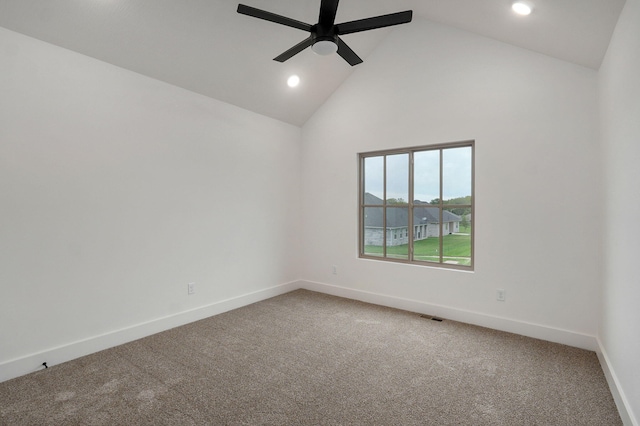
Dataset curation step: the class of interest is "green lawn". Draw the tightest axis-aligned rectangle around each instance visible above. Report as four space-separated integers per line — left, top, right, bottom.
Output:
365 234 471 265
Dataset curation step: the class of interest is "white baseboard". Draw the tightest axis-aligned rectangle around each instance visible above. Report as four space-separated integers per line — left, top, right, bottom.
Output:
4 279 631 423
596 339 638 426
0 279 605 388
0 281 300 384
299 280 598 351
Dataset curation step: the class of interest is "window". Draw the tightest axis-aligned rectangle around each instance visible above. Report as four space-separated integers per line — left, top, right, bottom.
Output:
359 141 474 270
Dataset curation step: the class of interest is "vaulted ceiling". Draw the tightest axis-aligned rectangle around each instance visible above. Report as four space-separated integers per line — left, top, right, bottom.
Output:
0 0 626 126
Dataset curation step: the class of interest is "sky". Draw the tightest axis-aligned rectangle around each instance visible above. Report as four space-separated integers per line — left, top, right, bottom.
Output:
363 146 472 203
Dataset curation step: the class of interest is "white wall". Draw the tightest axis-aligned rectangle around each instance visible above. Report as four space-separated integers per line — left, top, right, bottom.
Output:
0 27 302 380
599 0 640 422
301 18 602 348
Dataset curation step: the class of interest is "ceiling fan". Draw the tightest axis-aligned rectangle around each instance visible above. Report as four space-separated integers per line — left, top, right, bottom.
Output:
237 0 413 66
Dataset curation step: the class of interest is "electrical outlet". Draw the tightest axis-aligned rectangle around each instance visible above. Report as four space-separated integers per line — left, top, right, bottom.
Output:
332 265 337 275
496 288 506 301
188 282 196 295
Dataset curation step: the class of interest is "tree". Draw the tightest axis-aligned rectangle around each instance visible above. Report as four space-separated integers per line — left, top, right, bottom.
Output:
386 198 408 205
441 196 471 216
460 215 470 230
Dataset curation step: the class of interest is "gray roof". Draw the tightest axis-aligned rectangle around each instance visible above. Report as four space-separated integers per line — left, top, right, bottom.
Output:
363 193 461 228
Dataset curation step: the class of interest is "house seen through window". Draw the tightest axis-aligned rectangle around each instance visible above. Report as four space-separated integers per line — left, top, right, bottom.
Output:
359 141 474 270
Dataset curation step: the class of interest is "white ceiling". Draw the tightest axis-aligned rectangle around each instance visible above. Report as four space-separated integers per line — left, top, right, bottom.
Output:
0 0 626 126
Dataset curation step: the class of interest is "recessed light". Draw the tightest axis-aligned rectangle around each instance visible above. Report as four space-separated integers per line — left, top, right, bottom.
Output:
512 1 532 15
287 75 300 88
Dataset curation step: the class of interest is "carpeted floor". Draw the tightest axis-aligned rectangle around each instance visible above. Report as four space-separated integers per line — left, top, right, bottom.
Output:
0 289 622 425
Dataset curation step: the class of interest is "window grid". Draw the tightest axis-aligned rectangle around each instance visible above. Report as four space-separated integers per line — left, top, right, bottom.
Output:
359 141 474 270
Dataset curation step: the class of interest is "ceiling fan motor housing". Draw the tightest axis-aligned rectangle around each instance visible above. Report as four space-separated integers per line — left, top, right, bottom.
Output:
311 24 338 54
312 24 336 40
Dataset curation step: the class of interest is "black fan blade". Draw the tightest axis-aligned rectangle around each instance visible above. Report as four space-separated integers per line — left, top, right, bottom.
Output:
274 36 314 62
336 37 363 66
337 10 413 35
318 0 340 27
237 4 312 32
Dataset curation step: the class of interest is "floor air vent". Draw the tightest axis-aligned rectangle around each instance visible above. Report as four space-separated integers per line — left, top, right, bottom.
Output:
420 314 443 322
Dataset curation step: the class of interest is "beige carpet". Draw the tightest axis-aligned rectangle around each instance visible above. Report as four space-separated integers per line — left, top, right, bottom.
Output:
0 290 622 425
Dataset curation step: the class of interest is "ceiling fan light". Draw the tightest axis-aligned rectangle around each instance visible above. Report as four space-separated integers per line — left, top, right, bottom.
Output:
312 40 338 56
